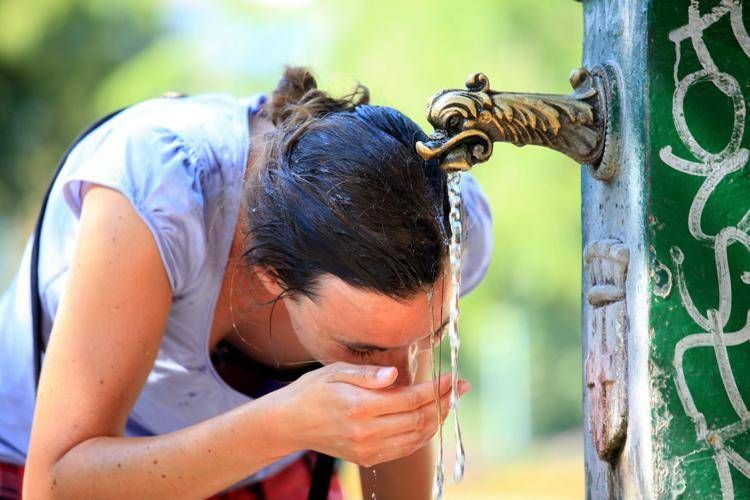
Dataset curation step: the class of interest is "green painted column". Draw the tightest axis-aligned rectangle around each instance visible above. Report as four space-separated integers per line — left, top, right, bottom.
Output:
582 0 750 497
649 1 750 498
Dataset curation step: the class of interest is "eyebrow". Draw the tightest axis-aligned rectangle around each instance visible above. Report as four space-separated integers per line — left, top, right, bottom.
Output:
342 318 451 351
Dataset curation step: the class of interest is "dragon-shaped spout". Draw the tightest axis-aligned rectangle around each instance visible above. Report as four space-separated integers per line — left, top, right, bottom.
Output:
416 66 620 180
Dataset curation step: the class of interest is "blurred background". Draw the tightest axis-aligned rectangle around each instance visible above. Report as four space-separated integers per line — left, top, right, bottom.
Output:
0 0 584 497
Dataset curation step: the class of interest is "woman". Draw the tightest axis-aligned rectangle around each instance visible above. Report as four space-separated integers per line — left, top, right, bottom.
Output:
0 66 493 499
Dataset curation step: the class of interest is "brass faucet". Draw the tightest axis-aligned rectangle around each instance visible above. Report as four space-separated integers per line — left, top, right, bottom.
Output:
416 64 620 181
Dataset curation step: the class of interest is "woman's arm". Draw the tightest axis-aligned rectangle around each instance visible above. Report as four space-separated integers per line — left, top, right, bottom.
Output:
22 185 299 499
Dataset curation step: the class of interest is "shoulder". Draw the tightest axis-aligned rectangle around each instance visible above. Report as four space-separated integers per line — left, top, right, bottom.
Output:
75 92 261 173
56 93 260 296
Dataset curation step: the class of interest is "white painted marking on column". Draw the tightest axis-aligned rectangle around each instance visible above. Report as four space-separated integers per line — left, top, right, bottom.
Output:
661 2 750 494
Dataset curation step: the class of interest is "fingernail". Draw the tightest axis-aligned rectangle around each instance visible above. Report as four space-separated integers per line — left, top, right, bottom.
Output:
377 367 396 381
459 381 471 395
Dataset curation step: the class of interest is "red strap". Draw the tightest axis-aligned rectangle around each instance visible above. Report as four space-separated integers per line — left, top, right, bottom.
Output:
0 462 24 499
0 456 343 500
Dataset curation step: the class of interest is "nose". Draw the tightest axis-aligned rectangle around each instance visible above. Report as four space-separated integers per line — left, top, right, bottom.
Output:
383 342 428 387
390 357 414 387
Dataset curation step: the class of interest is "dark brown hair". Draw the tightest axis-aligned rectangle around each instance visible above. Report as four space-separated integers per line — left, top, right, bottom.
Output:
243 66 449 302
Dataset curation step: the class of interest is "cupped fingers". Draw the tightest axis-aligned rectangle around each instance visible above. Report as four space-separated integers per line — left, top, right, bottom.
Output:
367 372 459 417
354 430 426 467
350 384 471 467
367 380 466 442
365 426 441 466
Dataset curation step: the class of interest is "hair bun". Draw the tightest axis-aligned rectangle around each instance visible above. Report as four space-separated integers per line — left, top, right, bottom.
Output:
268 65 370 128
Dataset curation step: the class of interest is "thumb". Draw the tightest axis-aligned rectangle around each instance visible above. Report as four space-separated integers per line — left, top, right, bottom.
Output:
326 363 397 389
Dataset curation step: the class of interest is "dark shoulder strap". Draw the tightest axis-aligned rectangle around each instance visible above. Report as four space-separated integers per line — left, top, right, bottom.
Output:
31 106 129 388
308 454 335 500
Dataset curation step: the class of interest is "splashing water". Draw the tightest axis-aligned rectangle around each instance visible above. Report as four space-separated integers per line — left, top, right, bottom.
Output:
446 172 466 483
428 288 445 500
371 468 377 500
432 171 466 500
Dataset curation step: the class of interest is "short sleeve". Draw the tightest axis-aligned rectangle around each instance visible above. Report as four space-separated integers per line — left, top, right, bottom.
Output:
59 123 208 296
459 174 494 296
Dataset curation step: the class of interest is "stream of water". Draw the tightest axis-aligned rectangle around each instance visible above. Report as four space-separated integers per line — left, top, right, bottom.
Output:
432 170 465 500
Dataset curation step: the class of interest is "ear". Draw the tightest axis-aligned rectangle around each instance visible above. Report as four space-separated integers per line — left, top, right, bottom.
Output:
254 266 285 296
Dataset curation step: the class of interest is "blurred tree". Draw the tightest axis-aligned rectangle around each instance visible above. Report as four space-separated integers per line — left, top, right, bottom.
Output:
0 0 158 219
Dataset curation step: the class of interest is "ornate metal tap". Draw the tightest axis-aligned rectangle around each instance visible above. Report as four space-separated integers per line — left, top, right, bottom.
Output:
416 65 620 181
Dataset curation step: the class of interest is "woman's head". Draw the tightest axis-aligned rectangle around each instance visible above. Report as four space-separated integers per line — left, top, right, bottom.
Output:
243 66 451 382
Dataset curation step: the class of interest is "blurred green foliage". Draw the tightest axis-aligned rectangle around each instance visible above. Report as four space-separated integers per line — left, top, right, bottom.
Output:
0 0 583 445
0 0 158 217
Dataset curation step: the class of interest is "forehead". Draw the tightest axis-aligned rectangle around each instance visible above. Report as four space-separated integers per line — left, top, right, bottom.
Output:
307 275 450 348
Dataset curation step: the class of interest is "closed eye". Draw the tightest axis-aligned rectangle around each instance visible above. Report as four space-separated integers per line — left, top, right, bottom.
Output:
346 346 376 359
344 344 388 359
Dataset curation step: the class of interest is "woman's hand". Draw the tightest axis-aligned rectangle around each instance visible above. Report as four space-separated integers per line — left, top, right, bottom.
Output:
267 362 470 467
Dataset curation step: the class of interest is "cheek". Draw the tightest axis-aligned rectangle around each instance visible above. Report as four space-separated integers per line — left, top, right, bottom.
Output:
285 305 347 364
